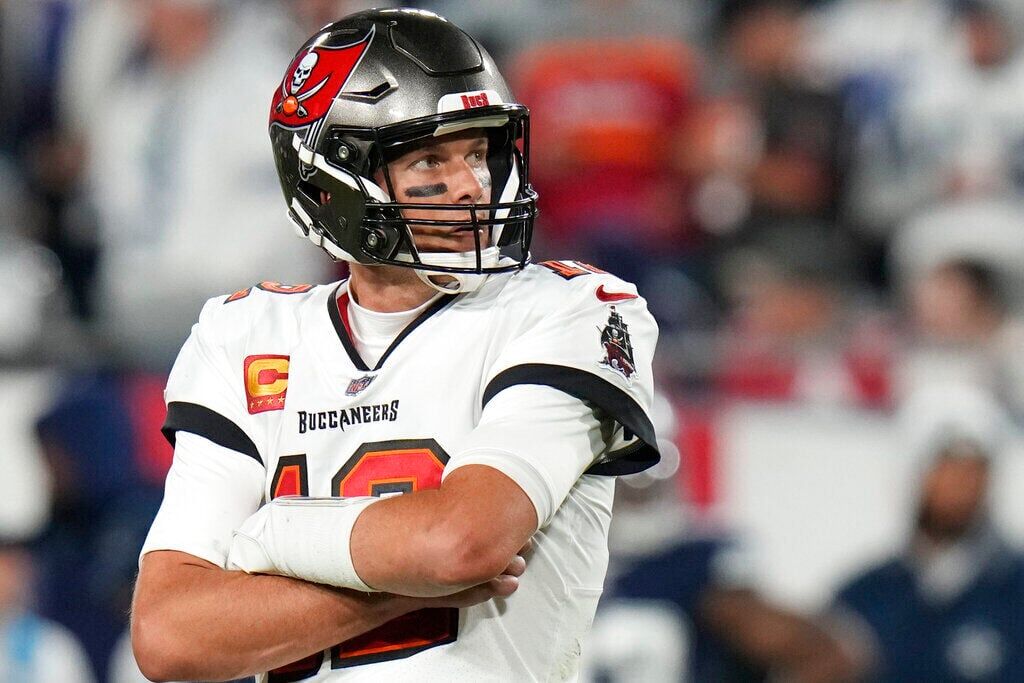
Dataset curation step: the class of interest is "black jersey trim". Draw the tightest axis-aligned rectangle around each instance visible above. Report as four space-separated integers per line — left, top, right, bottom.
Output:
328 283 460 371
328 282 370 371
162 401 264 467
482 363 659 476
373 294 460 369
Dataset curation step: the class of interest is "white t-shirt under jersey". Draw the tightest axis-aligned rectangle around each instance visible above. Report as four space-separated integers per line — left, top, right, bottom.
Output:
346 294 439 368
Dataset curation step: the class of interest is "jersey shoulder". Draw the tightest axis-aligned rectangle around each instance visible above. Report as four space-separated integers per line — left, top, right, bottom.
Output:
192 280 333 348
504 260 647 313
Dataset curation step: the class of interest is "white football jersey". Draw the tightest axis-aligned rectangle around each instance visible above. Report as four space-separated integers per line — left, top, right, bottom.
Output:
143 261 659 682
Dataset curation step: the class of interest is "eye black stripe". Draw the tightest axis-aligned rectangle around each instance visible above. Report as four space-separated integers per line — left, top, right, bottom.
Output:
405 183 448 198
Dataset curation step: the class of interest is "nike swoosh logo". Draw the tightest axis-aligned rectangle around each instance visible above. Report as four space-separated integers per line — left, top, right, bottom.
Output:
595 285 638 302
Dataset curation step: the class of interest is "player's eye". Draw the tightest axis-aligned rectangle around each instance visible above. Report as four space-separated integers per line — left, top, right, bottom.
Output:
466 149 487 166
409 155 441 171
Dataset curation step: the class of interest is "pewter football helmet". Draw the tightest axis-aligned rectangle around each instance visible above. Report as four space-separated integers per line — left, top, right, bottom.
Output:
269 9 537 290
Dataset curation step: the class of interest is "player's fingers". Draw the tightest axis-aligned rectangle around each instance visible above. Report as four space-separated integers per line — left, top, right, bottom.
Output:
502 554 526 578
517 537 533 556
487 574 519 598
428 575 519 609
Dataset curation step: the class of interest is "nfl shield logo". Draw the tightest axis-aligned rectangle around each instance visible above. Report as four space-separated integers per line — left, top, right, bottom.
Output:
346 375 376 396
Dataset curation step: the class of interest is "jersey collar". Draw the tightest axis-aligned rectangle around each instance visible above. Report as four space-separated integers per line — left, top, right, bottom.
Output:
327 281 460 371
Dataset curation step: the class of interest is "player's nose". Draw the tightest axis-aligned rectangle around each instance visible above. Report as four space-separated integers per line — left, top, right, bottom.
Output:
445 160 485 205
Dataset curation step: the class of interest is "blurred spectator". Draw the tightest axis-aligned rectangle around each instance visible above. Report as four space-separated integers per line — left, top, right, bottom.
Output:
0 540 94 682
56 0 142 142
543 0 706 45
0 368 57 566
846 0 1024 237
593 529 871 682
713 223 892 407
418 0 709 63
0 153 42 240
804 0 953 89
909 260 1005 347
0 234 66 363
411 0 567 63
689 0 850 241
513 36 698 250
0 0 74 152
832 385 1024 681
33 372 170 680
0 0 112 320
584 394 867 682
892 198 1024 306
511 31 704 329
897 256 1024 418
0 125 75 360
79 0 333 368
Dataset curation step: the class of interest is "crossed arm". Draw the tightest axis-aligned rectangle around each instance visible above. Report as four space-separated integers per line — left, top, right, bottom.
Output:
131 465 536 682
133 385 601 680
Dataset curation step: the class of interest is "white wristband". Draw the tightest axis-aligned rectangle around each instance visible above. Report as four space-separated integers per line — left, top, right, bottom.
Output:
226 496 380 592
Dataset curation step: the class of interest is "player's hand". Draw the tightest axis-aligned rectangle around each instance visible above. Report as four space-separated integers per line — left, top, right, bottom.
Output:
413 550 527 609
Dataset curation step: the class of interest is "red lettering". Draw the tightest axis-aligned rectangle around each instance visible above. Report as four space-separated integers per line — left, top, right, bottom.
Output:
459 92 490 109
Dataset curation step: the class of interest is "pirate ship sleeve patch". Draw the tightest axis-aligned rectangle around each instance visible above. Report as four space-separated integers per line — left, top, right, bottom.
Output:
596 304 639 383
483 273 661 475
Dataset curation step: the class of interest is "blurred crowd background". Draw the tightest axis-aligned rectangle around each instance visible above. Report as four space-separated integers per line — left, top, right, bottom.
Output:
3 0 1024 681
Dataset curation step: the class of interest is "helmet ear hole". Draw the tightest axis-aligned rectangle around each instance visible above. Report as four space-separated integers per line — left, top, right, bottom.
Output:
296 179 322 208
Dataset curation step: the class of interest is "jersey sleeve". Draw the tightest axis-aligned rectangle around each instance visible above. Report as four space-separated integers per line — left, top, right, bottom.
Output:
161 296 263 466
444 384 606 528
140 431 265 566
484 266 660 475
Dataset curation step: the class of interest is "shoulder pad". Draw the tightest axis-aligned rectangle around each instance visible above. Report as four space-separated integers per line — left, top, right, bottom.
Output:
512 260 644 310
196 280 327 345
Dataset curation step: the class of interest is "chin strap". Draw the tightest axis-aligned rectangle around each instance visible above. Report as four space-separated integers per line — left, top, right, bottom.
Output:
399 247 500 294
415 269 489 294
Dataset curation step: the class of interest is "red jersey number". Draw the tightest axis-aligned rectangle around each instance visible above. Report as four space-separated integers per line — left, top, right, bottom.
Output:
266 439 454 681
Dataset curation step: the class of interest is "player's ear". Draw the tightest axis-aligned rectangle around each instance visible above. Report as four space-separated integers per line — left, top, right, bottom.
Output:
320 191 331 205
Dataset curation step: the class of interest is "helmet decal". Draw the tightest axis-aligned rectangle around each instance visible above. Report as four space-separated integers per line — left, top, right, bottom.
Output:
271 28 374 129
437 90 503 113
290 53 320 94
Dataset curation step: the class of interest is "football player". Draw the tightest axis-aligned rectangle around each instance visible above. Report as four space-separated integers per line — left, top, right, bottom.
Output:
131 8 659 682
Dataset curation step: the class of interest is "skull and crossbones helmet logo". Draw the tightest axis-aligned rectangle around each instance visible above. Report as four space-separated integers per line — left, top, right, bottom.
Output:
291 52 319 93
276 50 330 118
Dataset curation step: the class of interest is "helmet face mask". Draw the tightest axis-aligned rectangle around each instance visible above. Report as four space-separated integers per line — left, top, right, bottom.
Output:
269 9 537 287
